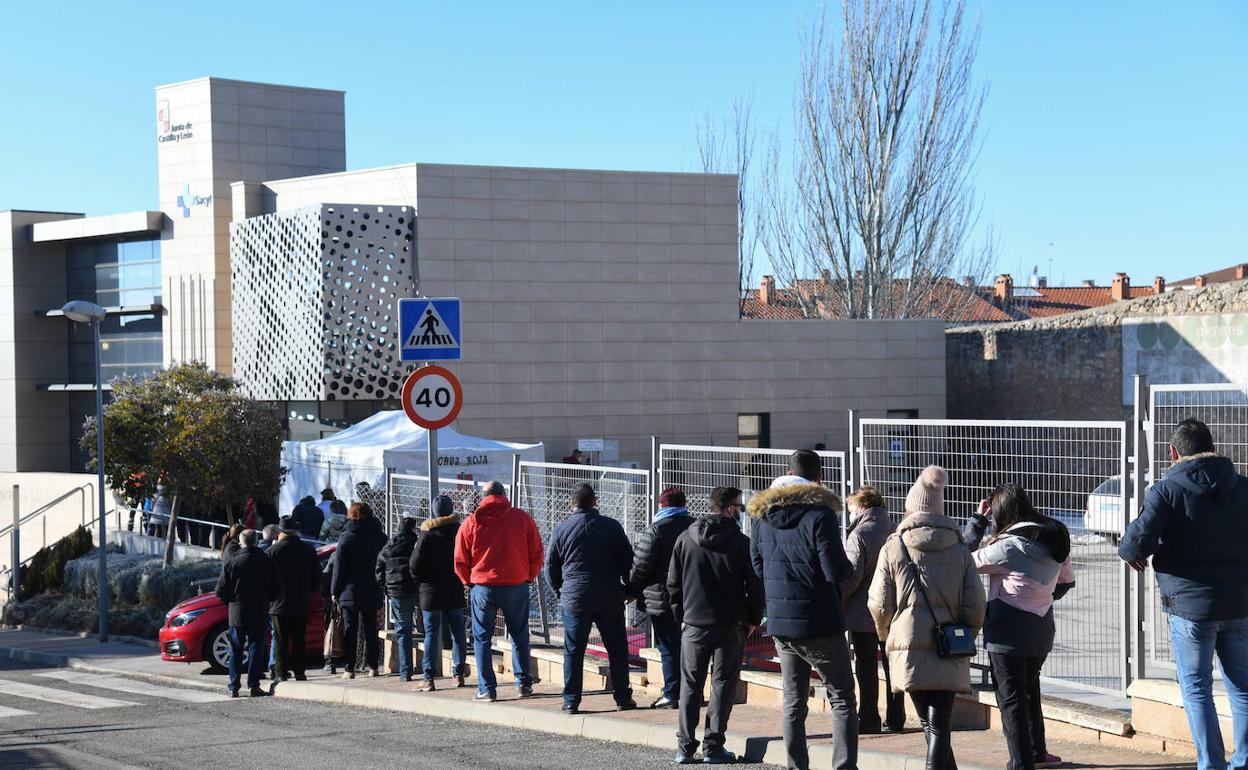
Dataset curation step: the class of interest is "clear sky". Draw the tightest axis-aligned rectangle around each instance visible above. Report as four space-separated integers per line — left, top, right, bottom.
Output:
1 1 1244 285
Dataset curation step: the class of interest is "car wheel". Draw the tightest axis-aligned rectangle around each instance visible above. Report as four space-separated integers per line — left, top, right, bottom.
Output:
204 625 244 672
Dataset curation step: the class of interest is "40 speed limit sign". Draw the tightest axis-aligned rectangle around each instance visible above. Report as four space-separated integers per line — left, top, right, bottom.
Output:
401 365 463 429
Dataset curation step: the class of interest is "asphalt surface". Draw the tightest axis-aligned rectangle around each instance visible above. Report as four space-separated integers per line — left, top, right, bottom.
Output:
0 658 686 769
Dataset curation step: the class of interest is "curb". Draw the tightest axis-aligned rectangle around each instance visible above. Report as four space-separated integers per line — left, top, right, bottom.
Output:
274 680 996 770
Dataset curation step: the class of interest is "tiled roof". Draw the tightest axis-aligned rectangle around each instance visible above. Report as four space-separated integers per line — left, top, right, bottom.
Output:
1171 264 1248 287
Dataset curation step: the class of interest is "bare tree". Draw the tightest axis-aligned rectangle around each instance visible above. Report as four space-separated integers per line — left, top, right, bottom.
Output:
757 0 993 319
697 94 760 317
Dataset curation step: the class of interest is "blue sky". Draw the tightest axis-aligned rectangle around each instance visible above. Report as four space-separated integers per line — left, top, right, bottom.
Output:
1 1 1244 285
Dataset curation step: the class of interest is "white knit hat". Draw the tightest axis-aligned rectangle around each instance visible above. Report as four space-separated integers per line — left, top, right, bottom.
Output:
905 465 948 515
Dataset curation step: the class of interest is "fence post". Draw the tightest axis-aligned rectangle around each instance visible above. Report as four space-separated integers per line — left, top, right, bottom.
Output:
10 485 19 605
1119 419 1133 694
847 409 859 493
649 435 660 515
1131 375 1149 685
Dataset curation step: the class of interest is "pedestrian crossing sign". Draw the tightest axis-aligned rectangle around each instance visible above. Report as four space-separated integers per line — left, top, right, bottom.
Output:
398 297 462 361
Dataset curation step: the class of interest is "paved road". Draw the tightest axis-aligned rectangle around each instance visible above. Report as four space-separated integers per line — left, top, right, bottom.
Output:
0 658 683 769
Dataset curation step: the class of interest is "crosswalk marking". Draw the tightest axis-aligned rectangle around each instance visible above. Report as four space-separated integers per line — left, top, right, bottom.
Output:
35 670 232 703
0 678 140 709
0 705 36 719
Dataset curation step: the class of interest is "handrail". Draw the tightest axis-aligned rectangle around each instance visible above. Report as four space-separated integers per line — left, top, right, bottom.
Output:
0 484 93 539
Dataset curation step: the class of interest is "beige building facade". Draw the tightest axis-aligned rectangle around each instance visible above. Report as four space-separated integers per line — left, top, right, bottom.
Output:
1 76 946 474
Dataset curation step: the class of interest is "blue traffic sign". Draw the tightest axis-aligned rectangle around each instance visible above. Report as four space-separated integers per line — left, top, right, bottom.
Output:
398 297 461 361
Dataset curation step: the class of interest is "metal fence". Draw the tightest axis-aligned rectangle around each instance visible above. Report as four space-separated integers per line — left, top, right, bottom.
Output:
858 418 1130 695
657 444 849 516
515 461 651 656
1143 383 1248 671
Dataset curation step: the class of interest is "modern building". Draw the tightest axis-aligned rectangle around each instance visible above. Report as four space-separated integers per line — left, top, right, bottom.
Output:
1 77 947 474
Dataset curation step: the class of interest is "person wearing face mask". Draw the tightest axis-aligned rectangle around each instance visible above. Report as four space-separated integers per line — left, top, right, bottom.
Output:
840 486 905 735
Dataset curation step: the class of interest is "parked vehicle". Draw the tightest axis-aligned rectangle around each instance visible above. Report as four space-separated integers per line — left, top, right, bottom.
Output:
159 544 334 672
1085 476 1125 540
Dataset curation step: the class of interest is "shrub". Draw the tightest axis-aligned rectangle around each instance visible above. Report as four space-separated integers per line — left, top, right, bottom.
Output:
2 593 164 639
139 559 221 611
18 526 95 597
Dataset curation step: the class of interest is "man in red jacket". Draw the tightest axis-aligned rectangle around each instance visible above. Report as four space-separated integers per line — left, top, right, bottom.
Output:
454 480 544 701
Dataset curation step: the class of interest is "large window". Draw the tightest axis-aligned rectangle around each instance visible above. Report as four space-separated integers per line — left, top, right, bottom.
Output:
67 238 163 382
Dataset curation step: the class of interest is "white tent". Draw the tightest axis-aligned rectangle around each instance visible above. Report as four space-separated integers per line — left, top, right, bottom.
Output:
279 410 544 514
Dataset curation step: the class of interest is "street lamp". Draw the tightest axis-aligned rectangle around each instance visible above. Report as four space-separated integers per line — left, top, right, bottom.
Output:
62 300 109 643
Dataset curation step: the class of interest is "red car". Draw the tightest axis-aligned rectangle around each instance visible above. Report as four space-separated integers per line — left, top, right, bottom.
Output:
159 544 333 672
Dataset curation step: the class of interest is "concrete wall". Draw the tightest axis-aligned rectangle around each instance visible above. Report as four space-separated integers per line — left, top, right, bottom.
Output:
0 211 79 472
948 280 1248 420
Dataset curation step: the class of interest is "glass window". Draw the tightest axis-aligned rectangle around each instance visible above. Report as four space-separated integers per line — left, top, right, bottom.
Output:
67 238 163 382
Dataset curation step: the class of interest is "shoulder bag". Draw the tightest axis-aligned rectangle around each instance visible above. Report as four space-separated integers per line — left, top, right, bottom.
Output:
897 541 977 658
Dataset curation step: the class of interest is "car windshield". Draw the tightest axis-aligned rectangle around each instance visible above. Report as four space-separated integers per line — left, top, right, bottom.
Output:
1092 477 1120 495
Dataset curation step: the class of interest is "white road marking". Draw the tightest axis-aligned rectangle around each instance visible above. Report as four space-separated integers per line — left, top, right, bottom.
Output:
35 670 231 703
0 678 140 709
0 705 35 718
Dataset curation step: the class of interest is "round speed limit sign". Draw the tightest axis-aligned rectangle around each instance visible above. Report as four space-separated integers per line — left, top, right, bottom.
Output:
401 365 463 429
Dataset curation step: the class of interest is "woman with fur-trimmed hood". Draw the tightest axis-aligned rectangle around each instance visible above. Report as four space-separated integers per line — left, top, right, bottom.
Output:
408 495 468 690
869 465 985 770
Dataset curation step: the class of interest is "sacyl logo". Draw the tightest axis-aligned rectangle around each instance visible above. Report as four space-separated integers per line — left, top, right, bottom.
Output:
176 184 212 218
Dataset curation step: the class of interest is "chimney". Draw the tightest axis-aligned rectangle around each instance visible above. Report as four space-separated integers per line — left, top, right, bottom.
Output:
993 274 1013 303
1195 275 1207 289
1111 272 1130 301
1082 279 1095 287
760 275 775 305
1037 276 1047 289
961 276 975 287
1154 276 1166 294
1236 264 1248 280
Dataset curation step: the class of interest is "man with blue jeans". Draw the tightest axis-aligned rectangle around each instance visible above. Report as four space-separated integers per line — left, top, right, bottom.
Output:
545 482 637 714
454 481 545 701
214 529 282 697
1121 418 1248 770
377 511 422 681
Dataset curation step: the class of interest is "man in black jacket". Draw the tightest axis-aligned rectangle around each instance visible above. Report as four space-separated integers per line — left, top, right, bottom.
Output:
545 482 636 714
667 486 764 765
287 496 325 541
628 487 694 709
748 449 856 770
376 511 422 681
215 529 283 697
268 519 321 682
1120 418 1248 769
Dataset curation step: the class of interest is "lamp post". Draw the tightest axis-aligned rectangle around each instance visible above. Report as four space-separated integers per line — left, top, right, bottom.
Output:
62 300 109 642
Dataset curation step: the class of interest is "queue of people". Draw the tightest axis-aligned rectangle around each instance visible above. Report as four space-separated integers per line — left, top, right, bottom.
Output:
214 418 1248 770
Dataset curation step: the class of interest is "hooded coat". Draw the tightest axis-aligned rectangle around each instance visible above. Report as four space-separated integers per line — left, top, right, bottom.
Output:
1120 453 1248 621
409 514 466 610
666 516 765 627
839 506 895 635
628 506 695 617
375 521 420 600
454 495 544 587
331 516 387 610
288 497 325 541
965 515 1075 657
868 512 986 693
747 482 852 639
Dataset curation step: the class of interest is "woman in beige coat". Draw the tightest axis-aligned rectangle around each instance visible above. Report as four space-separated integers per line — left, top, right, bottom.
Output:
869 466 986 770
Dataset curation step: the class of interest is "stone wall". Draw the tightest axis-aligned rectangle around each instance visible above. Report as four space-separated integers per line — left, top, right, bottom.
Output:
947 280 1248 420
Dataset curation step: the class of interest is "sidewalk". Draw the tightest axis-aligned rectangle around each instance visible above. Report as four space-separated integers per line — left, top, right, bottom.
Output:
0 628 1193 770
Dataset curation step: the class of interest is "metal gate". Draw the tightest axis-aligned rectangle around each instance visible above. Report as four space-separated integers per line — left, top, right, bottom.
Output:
1142 382 1248 672
657 444 849 516
515 461 651 654
857 418 1131 695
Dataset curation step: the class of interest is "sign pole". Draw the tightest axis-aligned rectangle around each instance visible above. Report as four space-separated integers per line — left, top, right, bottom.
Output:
426 360 439 504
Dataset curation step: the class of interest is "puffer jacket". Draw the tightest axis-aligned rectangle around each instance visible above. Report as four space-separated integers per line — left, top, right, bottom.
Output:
965 514 1076 657
748 482 852 639
628 507 694 617
410 514 466 611
1120 453 1248 622
375 523 420 600
545 509 634 615
868 512 986 694
331 517 387 610
667 515 765 627
839 507 895 635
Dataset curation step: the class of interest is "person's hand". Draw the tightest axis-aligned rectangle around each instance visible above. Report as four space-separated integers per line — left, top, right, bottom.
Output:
977 499 991 519
1127 559 1149 573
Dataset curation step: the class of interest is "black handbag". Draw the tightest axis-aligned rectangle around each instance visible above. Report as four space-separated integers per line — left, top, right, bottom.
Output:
897 541 977 658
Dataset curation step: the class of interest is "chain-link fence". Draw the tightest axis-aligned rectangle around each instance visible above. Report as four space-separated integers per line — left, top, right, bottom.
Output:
515 461 650 658
1143 383 1248 671
858 418 1129 695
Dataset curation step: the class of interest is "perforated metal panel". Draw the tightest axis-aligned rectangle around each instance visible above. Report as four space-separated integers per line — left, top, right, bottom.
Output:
230 203 415 400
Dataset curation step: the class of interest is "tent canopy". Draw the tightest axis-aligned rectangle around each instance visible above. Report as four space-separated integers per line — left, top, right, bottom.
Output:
279 410 544 514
